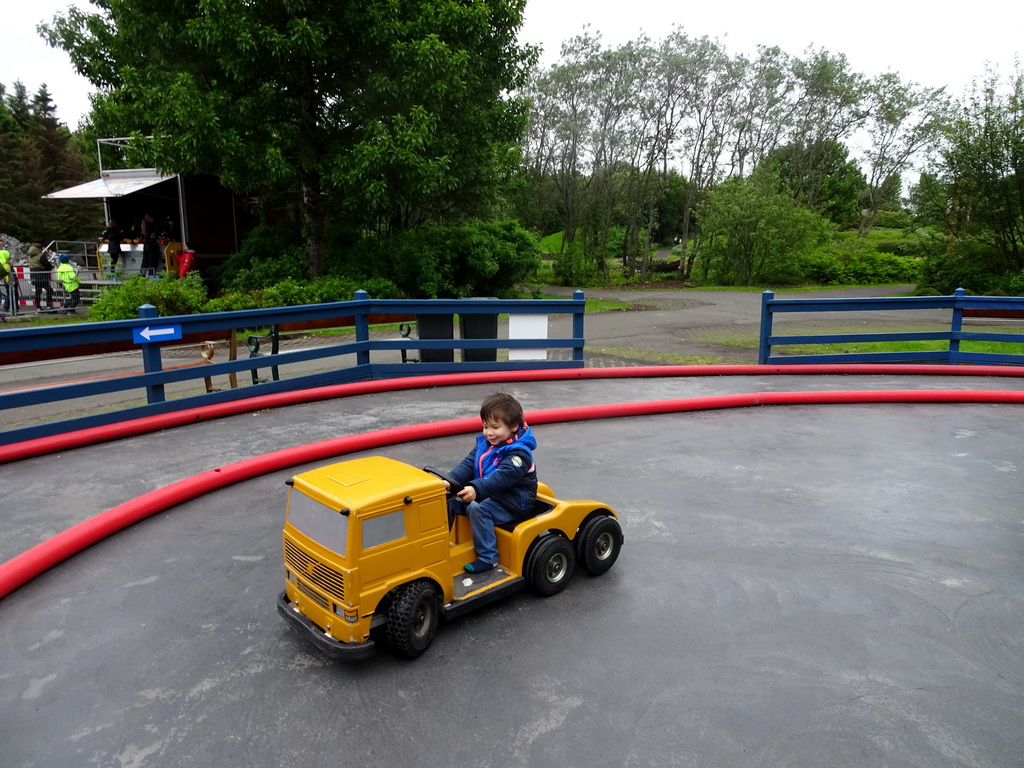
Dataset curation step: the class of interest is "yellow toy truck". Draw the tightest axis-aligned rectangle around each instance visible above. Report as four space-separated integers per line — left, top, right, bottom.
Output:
277 456 622 660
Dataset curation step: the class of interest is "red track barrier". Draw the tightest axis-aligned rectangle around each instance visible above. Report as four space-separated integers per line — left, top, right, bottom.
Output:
3 364 1023 463
2 368 1024 599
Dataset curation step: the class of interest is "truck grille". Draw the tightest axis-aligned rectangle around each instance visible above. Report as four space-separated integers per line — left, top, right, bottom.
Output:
285 540 345 603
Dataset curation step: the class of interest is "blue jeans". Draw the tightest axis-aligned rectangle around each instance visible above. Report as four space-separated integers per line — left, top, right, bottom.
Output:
449 498 520 565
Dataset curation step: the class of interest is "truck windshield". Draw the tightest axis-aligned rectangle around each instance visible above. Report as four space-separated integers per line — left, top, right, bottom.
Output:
287 489 348 556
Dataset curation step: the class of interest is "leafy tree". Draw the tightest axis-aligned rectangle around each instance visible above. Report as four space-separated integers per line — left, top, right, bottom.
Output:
923 66 1024 274
762 139 866 227
379 219 540 298
857 73 945 235
697 171 831 285
783 48 870 212
43 0 535 276
524 30 601 256
728 46 795 177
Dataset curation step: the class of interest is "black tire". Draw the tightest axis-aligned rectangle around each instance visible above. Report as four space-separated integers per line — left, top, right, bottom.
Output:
383 581 441 659
576 515 622 575
526 536 575 597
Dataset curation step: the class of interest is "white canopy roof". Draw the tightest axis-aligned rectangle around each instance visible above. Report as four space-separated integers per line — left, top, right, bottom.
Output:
45 169 176 199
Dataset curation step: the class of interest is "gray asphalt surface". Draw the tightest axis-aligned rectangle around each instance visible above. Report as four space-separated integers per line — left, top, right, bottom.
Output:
1 286 1023 767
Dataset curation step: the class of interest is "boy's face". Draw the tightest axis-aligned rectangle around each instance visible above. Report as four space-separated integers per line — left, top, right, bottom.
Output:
481 417 516 447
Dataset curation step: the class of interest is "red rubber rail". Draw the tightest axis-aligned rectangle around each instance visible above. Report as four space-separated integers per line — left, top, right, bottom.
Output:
3 363 1023 464
2 384 1023 599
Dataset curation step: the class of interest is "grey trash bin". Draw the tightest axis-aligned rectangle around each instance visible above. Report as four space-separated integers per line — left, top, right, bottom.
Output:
416 313 454 363
459 297 499 362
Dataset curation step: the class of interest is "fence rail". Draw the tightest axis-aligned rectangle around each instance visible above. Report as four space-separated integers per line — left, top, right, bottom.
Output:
0 290 586 443
759 288 1024 366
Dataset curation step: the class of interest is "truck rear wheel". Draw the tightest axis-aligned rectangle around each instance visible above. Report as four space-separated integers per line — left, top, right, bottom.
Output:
576 515 623 575
526 536 575 597
384 580 441 659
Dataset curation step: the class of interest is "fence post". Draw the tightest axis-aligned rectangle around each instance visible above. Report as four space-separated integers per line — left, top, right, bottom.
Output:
572 290 585 363
758 291 774 365
949 287 966 363
138 303 165 404
353 290 370 368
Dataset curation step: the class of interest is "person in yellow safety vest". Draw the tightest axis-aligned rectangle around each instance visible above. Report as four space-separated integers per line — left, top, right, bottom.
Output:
0 249 11 312
56 254 82 313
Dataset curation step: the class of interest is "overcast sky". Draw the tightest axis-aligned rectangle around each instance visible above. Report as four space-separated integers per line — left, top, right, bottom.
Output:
2 0 1020 132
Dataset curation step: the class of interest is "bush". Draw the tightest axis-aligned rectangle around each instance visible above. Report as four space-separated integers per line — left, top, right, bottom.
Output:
211 220 309 293
203 276 402 312
381 220 542 298
915 241 1004 295
552 239 600 287
800 249 920 285
873 209 913 229
874 240 924 257
1001 269 1024 296
89 272 209 320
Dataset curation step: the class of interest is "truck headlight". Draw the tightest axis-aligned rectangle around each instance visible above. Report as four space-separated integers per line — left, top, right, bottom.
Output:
334 604 358 623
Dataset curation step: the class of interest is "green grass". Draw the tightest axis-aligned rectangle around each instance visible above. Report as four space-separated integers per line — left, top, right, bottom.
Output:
581 298 631 312
775 338 1024 356
538 232 566 253
585 346 743 366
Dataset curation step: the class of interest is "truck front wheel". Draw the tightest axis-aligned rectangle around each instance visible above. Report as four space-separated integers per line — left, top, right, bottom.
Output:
384 581 441 659
526 536 575 597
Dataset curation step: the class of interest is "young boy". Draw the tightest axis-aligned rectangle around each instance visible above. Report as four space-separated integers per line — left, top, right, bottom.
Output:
446 392 538 573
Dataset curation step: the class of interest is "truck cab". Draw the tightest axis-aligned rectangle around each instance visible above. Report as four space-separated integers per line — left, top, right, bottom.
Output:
277 456 622 659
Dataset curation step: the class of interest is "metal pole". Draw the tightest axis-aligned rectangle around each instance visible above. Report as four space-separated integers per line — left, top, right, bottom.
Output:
572 290 585 363
354 290 371 368
758 291 774 365
949 287 965 362
177 175 188 246
138 304 166 404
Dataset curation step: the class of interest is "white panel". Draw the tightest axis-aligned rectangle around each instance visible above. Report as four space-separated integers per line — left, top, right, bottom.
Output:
509 314 549 361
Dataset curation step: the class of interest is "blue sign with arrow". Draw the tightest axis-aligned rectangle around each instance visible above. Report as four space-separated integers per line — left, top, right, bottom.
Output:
133 324 183 344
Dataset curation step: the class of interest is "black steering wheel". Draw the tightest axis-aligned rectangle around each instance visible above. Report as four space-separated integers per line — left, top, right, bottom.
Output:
422 466 465 501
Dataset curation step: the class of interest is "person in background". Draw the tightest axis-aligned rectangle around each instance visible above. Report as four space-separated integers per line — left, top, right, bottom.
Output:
28 243 54 311
0 249 9 317
56 254 81 313
140 213 160 274
101 220 124 270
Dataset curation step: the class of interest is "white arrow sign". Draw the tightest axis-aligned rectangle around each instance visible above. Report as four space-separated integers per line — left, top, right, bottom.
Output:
133 324 182 344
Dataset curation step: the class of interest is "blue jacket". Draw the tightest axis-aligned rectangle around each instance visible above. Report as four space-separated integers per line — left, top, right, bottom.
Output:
450 425 538 516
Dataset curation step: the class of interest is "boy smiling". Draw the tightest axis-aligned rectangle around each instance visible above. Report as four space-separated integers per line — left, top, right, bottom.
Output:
445 393 538 573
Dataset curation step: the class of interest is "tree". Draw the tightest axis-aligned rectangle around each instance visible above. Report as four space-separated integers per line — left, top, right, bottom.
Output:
43 0 535 276
0 81 99 243
524 30 601 257
728 46 795 177
764 139 867 227
697 171 831 286
668 31 744 281
781 48 870 212
858 72 945 235
926 66 1024 274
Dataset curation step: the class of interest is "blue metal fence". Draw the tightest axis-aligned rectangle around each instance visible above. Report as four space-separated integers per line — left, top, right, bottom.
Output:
0 290 586 443
759 288 1024 366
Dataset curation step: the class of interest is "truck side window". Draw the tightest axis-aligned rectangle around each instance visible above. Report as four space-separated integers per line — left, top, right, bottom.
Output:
362 509 406 550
